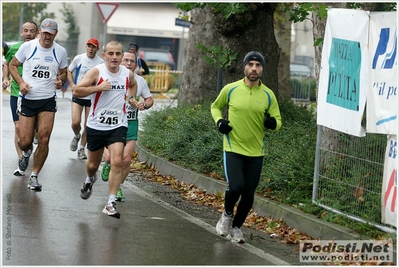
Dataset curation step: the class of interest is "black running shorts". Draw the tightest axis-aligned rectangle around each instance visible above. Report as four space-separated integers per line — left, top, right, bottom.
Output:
72 96 91 107
86 126 127 152
18 96 57 117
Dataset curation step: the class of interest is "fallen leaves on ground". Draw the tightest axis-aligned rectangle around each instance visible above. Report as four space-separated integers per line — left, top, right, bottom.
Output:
129 152 393 266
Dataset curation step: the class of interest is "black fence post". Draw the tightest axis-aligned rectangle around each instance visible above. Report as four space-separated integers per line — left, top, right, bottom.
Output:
217 67 222 93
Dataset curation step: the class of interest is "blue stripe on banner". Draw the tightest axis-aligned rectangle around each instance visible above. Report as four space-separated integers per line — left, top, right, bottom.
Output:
376 115 397 125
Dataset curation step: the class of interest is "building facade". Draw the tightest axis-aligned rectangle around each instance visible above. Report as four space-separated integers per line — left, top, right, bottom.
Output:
46 2 187 69
45 2 313 72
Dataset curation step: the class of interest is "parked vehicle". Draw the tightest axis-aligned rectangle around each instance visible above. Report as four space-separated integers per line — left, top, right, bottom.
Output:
139 48 176 70
290 63 313 77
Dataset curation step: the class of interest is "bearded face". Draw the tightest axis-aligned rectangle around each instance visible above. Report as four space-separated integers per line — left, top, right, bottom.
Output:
244 61 263 82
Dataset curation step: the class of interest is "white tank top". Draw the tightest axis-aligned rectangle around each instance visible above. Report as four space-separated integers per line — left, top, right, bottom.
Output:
14 39 68 100
68 53 104 100
126 73 152 121
87 64 131 131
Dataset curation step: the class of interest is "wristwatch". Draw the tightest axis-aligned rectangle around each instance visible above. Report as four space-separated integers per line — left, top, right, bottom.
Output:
144 103 147 109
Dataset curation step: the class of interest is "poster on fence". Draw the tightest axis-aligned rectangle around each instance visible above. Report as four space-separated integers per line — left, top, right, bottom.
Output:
381 135 397 227
367 12 398 135
317 9 369 137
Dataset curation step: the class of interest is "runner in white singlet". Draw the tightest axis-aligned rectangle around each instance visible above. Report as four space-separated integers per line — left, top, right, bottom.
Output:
85 63 131 131
14 38 67 100
68 38 104 159
8 18 68 191
101 51 154 202
73 40 137 219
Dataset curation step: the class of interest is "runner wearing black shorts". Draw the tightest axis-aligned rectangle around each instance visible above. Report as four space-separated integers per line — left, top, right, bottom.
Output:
73 40 137 219
67 38 103 159
72 97 91 108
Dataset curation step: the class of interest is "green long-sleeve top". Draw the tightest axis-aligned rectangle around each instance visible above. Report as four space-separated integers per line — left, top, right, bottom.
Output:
211 78 282 157
5 41 23 97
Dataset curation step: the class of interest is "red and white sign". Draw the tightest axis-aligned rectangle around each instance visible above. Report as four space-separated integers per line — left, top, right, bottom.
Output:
96 2 119 24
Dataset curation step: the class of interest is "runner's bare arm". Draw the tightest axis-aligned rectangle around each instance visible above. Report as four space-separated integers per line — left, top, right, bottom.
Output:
55 67 67 89
74 67 111 98
9 57 31 95
67 69 76 90
58 67 67 85
8 57 23 86
127 70 137 107
2 62 10 89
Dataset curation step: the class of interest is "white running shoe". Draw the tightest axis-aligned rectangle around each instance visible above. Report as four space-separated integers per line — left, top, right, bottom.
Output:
70 134 81 151
102 202 120 219
216 211 233 236
13 167 25 176
227 226 245 243
78 148 87 159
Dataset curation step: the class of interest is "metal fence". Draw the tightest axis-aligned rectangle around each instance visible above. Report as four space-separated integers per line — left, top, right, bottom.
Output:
312 125 396 233
291 75 313 103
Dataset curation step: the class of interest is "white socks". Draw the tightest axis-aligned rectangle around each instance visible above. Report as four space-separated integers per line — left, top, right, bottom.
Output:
85 176 95 184
108 194 116 205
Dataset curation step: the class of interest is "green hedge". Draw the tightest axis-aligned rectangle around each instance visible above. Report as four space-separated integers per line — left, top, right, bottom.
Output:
138 100 394 238
139 98 317 205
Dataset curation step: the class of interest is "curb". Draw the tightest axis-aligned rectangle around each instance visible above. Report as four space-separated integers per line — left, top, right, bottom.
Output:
135 143 365 240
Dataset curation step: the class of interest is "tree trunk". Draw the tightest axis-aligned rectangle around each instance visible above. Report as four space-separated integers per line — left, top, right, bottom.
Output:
179 3 279 106
313 3 347 153
312 11 325 104
274 3 293 99
312 2 346 103
179 6 221 105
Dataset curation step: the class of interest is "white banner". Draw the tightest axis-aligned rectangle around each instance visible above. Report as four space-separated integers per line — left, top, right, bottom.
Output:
317 9 369 137
381 135 397 227
367 12 397 135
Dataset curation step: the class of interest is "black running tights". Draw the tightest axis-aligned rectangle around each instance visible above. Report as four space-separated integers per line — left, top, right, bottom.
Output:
223 151 264 228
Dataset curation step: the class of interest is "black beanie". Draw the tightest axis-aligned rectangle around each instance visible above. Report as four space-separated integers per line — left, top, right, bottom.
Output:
129 42 139 51
243 51 265 69
2 41 9 56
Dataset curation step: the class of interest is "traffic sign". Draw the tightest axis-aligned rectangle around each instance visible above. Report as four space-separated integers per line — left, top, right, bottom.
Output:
96 2 119 24
175 18 191 28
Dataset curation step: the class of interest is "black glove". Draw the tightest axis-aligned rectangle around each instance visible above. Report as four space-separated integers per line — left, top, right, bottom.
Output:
217 119 232 134
264 113 277 130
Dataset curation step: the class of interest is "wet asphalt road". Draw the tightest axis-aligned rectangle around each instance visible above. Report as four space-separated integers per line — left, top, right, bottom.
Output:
2 90 294 266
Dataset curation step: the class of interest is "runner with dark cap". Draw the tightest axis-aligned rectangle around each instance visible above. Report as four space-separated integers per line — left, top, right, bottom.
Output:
128 42 149 76
211 50 282 243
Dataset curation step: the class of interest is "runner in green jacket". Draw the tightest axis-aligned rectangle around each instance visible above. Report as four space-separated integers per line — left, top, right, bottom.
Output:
211 51 282 243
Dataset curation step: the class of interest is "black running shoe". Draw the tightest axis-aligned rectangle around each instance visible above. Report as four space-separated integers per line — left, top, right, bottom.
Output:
27 176 42 191
80 175 97 199
18 149 32 172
